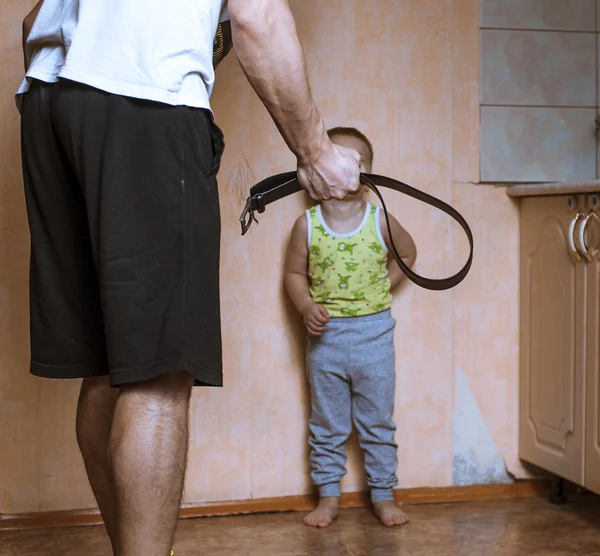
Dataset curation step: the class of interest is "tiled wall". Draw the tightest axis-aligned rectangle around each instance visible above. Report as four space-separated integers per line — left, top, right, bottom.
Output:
480 0 598 183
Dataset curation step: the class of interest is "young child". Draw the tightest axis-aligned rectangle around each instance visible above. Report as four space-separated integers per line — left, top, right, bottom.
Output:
285 127 417 528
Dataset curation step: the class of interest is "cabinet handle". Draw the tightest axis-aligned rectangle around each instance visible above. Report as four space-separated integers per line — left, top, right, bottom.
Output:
568 212 584 262
579 211 600 262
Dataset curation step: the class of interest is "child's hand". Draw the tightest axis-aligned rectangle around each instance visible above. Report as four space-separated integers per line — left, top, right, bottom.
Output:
302 302 330 336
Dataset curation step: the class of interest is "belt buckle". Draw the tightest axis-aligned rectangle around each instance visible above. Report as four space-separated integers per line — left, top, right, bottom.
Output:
239 197 259 236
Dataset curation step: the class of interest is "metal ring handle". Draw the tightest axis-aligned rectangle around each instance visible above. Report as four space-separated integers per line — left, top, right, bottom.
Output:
568 212 584 262
579 211 600 262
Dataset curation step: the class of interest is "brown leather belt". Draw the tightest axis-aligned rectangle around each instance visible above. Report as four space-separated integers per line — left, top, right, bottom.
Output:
239 172 473 291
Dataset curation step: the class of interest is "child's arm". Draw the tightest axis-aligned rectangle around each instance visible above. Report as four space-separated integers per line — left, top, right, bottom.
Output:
381 214 417 291
285 215 330 336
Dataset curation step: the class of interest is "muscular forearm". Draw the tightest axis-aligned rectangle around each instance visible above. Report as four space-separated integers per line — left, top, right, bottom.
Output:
229 0 328 165
284 273 313 314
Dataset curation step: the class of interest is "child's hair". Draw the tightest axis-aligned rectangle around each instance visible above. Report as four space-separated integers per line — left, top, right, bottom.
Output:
327 126 374 166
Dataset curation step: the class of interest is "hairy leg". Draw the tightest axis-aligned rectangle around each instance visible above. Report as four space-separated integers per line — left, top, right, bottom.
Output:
109 371 194 556
76 376 120 551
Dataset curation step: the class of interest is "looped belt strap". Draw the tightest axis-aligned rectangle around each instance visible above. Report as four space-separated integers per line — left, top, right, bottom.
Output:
239 172 474 291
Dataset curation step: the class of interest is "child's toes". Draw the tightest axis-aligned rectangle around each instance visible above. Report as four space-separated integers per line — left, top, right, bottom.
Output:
374 501 409 528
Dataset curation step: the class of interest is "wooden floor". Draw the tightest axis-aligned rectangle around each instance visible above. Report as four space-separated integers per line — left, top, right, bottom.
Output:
2 496 600 556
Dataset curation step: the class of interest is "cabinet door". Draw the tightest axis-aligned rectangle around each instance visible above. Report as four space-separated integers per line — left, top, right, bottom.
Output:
585 197 600 494
519 196 586 485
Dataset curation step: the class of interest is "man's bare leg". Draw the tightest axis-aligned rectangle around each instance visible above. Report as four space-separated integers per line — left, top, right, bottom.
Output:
76 376 120 551
109 371 194 556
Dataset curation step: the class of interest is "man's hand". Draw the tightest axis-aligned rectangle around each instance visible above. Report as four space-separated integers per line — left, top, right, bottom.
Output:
302 302 330 336
297 142 361 201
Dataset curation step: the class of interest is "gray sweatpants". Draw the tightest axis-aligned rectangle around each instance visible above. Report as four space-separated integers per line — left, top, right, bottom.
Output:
307 310 398 504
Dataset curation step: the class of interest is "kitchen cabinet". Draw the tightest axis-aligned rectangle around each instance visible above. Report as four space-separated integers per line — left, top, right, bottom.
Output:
585 202 600 493
519 193 600 495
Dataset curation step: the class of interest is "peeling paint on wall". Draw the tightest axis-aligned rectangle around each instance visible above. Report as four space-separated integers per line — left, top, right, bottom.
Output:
452 366 513 486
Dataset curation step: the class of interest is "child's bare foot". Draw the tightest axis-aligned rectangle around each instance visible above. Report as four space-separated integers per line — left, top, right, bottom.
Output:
304 496 340 528
373 501 409 527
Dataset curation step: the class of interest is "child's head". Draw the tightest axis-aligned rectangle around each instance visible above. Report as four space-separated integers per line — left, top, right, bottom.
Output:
327 126 374 174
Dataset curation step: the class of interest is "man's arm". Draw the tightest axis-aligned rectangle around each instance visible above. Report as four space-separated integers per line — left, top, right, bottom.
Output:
227 0 360 201
381 214 417 291
23 0 44 70
284 215 330 335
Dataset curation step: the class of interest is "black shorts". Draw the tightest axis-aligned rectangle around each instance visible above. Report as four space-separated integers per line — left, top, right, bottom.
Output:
20 79 225 387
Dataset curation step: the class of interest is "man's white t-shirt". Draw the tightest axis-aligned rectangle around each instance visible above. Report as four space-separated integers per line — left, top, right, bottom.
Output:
17 0 229 110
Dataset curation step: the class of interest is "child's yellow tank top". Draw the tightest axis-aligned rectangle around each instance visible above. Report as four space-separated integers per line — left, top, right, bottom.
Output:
306 202 392 318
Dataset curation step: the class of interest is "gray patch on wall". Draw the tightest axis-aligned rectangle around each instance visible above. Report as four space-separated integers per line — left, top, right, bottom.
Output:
452 366 513 486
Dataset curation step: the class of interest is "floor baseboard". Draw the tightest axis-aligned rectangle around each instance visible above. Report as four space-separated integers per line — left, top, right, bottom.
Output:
0 480 550 531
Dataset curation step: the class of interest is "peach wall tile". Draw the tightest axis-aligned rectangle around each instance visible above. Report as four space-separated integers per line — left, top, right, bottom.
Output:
300 3 454 128
0 54 23 189
0 279 38 513
0 0 37 50
453 82 480 184
0 188 29 284
452 0 479 183
451 183 527 477
249 400 312 498
453 0 479 85
481 31 596 107
244 189 311 500
389 29 453 127
395 288 454 487
388 0 452 33
481 0 597 32
0 48 38 514
183 387 254 503
37 380 96 512
0 400 38 512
